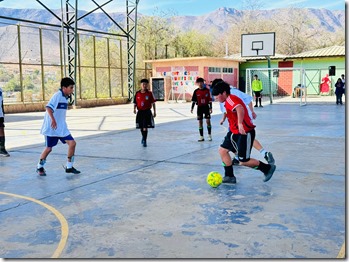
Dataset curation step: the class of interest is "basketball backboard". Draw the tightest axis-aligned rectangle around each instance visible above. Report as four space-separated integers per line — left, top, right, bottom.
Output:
241 32 275 57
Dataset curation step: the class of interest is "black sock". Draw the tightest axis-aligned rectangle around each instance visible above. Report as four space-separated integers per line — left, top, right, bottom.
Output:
199 128 203 136
207 125 211 135
259 98 262 106
255 98 258 106
143 130 148 141
0 136 4 150
224 165 235 177
256 161 270 174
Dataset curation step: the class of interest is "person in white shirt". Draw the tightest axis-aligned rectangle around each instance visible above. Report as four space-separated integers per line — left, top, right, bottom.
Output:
213 79 275 165
0 87 10 156
36 77 80 176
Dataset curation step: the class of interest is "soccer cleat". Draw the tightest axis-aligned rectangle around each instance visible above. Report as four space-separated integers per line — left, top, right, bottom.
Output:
233 158 240 165
222 175 236 184
36 167 46 176
65 167 81 174
0 149 10 157
263 164 276 182
198 136 205 142
208 135 212 141
264 152 275 165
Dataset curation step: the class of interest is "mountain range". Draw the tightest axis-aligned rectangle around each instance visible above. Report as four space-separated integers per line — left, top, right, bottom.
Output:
0 7 345 63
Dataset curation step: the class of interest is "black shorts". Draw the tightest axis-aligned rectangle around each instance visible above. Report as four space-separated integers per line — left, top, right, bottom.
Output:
0 117 4 128
136 109 155 129
254 91 262 98
197 105 211 120
220 129 255 162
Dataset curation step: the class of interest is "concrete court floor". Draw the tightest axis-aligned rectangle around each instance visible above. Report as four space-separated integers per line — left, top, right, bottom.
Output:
0 97 346 258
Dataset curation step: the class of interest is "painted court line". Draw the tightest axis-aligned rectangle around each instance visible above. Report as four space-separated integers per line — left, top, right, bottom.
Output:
0 191 69 258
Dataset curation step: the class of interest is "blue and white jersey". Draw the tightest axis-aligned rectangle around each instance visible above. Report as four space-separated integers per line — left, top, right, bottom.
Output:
220 86 253 119
0 87 4 118
40 89 70 137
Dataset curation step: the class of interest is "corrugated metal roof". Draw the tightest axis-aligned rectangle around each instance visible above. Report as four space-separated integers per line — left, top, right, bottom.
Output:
289 45 345 58
225 53 287 61
225 45 345 61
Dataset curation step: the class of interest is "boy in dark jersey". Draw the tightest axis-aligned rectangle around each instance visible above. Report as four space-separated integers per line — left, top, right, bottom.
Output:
191 77 212 141
133 78 156 147
212 80 276 184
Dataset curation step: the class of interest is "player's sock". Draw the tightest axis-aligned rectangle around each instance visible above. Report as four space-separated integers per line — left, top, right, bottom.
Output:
255 161 270 173
37 159 46 169
67 156 74 168
223 165 235 177
259 148 267 156
143 130 148 142
207 125 211 135
199 127 203 137
255 98 258 107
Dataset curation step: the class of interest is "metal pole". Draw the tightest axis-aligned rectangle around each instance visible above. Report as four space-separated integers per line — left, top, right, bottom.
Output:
107 37 112 98
17 25 24 102
267 56 273 104
93 35 97 98
39 27 45 100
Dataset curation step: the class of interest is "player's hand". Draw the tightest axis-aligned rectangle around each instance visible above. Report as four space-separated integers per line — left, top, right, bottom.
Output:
133 109 136 114
190 109 193 114
153 112 156 118
238 123 246 135
252 111 257 119
220 120 224 125
209 109 212 114
51 119 57 129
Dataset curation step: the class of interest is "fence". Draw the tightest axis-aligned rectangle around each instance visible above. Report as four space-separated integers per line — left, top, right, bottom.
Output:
0 22 150 105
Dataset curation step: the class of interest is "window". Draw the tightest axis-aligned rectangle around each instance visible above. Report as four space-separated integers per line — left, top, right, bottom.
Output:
222 68 233 73
208 67 221 73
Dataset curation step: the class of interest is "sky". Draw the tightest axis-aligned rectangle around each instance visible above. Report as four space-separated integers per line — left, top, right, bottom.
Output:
0 0 345 15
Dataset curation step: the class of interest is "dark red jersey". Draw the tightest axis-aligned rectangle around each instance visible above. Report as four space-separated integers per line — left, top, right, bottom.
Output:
191 88 212 106
224 94 255 134
133 90 156 110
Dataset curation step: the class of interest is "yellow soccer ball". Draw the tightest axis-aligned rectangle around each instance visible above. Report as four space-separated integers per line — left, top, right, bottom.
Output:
207 171 223 188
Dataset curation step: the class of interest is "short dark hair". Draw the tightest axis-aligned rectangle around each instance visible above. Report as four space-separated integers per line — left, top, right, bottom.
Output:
196 77 204 83
61 77 75 88
140 78 149 83
211 79 230 96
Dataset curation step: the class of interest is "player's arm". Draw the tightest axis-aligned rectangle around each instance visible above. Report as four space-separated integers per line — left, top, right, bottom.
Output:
208 101 212 113
191 90 197 113
46 107 57 129
152 102 156 118
133 93 137 114
248 101 257 119
235 105 246 135
220 112 227 125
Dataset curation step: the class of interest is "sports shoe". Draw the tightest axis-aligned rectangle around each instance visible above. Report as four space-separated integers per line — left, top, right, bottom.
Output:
0 149 10 157
222 175 236 184
254 105 258 107
233 158 240 165
141 138 144 144
264 152 275 165
66 167 81 174
259 105 263 107
143 141 147 147
36 167 46 176
208 135 212 141
198 136 204 142
263 164 276 182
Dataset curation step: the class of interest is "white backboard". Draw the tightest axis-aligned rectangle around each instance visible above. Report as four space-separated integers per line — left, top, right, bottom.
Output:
241 32 275 57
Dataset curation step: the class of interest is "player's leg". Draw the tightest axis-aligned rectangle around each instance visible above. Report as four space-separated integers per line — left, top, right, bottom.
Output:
258 92 263 107
36 136 56 176
237 130 276 182
0 124 9 157
64 136 80 174
197 107 204 141
253 139 275 165
142 128 148 147
205 107 212 141
219 132 236 183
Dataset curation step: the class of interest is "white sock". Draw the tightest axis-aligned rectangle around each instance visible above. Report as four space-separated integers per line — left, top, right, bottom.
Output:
259 148 267 156
66 161 73 169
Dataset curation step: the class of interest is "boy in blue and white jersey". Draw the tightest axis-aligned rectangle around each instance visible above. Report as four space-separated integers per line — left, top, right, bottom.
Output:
0 87 10 156
36 77 80 176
